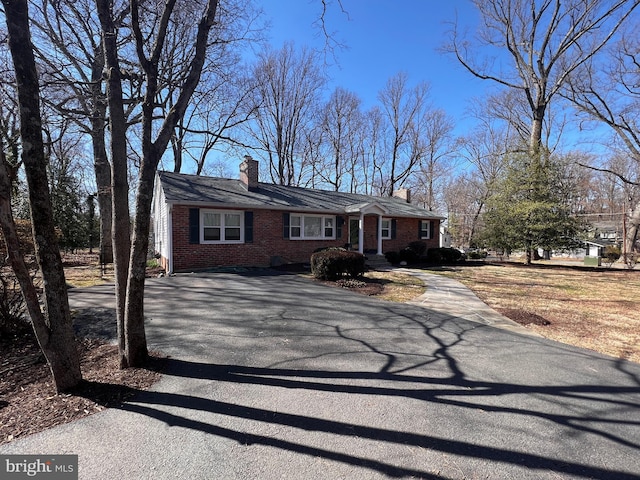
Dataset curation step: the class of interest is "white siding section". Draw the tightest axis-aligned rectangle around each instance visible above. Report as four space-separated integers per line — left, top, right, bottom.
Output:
152 177 169 259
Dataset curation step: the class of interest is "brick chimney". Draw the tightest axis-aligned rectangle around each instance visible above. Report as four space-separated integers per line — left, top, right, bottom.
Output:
240 155 258 190
393 188 411 203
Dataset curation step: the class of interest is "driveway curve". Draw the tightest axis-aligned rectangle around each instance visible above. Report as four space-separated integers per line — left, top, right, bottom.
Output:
2 269 639 480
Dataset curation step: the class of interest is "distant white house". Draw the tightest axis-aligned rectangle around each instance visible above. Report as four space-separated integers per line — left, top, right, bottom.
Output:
440 225 452 248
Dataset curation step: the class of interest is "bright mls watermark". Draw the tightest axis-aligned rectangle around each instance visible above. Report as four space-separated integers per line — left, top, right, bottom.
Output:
1 455 77 479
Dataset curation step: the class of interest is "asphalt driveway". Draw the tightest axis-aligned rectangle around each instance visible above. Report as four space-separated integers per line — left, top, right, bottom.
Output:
2 270 640 479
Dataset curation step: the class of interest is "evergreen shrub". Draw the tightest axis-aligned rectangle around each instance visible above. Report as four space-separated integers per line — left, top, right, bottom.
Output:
311 249 365 281
426 247 464 264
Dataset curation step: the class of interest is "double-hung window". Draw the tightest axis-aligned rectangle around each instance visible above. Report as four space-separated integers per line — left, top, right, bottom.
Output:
201 210 243 243
290 214 335 240
419 220 431 240
381 219 392 239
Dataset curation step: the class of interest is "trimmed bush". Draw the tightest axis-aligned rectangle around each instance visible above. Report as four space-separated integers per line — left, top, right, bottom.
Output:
426 248 443 264
384 250 401 265
311 249 365 281
426 247 464 264
399 247 419 264
407 241 427 257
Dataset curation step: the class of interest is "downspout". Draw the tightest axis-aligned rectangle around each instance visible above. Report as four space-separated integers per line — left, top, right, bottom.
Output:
377 213 383 255
358 212 364 254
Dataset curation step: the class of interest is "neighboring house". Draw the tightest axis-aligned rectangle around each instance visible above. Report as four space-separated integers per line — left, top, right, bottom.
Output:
439 224 452 248
584 220 623 258
152 156 445 273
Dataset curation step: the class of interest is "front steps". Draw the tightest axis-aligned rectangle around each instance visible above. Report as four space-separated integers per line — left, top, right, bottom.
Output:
365 254 392 270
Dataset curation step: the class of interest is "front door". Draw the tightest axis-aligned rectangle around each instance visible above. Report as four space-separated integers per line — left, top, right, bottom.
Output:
349 218 360 251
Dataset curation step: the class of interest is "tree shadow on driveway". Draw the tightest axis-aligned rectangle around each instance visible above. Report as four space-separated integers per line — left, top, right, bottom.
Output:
71 272 640 479
80 353 640 480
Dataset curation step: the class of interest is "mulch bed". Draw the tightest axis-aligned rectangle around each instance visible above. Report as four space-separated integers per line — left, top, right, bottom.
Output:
1 330 163 445
498 308 552 326
321 277 385 296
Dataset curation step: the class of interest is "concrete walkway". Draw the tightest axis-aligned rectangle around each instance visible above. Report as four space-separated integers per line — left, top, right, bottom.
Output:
396 268 542 337
2 270 639 479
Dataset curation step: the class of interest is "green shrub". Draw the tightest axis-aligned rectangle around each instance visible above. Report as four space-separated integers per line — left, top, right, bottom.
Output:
426 247 464 264
426 248 442 264
407 241 427 257
467 250 488 259
399 247 419 264
310 249 365 281
384 250 401 265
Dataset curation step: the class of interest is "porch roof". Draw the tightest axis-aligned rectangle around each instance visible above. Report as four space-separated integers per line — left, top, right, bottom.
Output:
344 202 388 215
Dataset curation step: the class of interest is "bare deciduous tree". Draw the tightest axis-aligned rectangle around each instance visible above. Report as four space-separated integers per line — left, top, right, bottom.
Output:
96 0 221 367
564 26 640 259
28 0 135 264
1 0 82 391
318 87 362 191
410 108 456 211
248 42 326 186
377 72 432 196
449 0 639 154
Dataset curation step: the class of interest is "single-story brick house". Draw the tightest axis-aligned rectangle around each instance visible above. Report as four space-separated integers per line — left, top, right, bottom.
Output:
152 156 445 273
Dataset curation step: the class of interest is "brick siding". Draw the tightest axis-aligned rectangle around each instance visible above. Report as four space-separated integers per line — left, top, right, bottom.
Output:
166 205 440 271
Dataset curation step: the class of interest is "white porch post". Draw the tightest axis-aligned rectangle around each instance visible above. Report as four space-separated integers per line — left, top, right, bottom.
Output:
358 213 364 254
377 213 383 255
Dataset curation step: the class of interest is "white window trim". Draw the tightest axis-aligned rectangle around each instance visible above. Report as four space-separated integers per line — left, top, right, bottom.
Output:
381 218 392 240
420 220 431 240
201 209 244 244
290 214 336 240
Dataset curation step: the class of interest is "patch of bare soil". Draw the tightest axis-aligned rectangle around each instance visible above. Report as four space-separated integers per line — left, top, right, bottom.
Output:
316 271 425 302
0 252 171 445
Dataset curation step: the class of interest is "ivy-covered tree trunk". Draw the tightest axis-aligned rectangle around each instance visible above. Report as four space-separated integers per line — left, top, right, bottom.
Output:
2 0 81 391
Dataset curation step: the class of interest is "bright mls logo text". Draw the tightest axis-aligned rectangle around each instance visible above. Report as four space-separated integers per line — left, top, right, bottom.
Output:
1 455 78 479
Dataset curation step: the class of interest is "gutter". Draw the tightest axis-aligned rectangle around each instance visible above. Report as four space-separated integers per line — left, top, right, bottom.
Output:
164 199 446 220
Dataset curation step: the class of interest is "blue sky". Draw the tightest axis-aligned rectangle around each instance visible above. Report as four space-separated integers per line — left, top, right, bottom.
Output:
258 0 490 135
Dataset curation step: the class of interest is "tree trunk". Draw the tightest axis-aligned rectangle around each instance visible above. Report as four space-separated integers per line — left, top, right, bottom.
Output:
2 0 81 392
90 45 114 265
96 0 131 367
123 161 157 366
524 239 533 265
0 157 69 389
625 199 640 260
90 118 114 264
116 0 219 367
529 105 546 155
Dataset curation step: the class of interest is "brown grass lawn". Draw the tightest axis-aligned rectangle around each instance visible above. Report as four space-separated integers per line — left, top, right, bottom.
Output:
430 262 640 364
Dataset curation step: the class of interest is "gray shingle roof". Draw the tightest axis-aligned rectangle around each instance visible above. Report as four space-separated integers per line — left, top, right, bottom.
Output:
157 171 444 219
